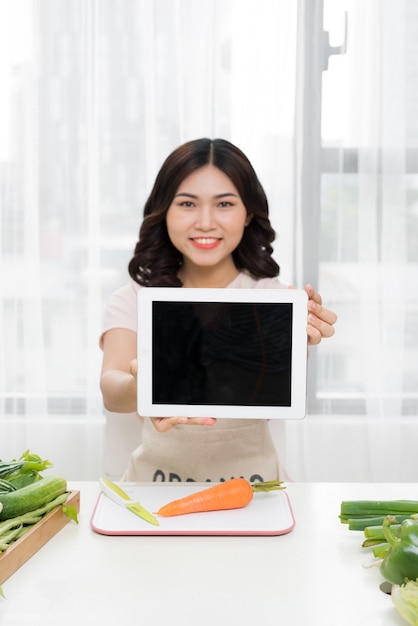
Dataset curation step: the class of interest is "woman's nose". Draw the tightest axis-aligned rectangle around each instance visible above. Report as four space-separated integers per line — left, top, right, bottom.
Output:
195 206 215 230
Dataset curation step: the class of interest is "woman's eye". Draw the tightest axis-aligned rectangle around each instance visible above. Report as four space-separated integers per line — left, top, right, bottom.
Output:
180 201 195 208
218 201 232 208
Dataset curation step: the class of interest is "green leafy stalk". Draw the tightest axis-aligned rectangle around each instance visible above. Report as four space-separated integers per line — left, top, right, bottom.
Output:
0 450 53 489
0 462 24 479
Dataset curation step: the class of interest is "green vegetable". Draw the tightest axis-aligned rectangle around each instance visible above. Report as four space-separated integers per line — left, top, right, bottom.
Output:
345 515 411 530
0 462 24 479
0 450 53 490
391 579 418 626
361 523 401 551
364 523 401 541
372 542 390 558
0 524 24 551
340 500 418 521
380 515 418 586
0 479 17 494
0 475 67 521
0 492 73 553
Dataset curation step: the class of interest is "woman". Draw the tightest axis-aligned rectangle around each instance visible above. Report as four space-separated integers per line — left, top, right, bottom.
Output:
100 138 337 482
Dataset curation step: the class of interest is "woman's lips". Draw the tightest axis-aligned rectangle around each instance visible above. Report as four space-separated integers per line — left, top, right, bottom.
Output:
190 237 222 249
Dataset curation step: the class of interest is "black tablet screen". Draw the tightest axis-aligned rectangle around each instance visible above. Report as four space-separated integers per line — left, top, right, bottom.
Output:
151 301 293 407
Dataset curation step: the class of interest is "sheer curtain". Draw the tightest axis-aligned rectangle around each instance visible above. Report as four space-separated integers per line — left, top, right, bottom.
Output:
0 0 297 476
278 0 418 481
1 0 416 482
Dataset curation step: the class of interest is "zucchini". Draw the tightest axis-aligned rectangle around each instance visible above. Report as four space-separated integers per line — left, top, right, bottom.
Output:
0 475 67 521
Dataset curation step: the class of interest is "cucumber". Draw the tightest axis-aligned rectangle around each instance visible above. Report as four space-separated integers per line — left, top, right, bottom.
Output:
0 475 67 521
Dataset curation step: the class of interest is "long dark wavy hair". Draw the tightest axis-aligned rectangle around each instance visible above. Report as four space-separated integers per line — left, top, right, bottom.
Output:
128 138 280 286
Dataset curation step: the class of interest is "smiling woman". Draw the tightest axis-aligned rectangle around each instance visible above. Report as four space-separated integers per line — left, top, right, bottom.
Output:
166 165 250 287
99 137 337 483
128 138 280 289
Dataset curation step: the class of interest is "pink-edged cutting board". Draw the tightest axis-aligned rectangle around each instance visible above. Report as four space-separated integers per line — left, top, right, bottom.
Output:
90 482 295 536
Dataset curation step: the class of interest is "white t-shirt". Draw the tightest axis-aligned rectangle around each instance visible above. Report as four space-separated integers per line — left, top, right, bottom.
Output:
100 272 288 483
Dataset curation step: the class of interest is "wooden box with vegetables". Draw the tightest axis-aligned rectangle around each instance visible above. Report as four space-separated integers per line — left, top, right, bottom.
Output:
0 451 79 586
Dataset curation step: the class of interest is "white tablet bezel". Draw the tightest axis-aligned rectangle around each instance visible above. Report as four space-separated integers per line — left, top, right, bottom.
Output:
137 287 308 419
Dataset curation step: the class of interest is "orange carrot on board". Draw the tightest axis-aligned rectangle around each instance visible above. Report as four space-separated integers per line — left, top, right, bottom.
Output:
155 477 285 517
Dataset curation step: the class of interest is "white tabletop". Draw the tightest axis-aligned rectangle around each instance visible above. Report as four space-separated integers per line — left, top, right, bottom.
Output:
0 482 413 626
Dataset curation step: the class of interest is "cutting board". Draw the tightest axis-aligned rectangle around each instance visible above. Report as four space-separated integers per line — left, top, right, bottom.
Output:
90 483 295 536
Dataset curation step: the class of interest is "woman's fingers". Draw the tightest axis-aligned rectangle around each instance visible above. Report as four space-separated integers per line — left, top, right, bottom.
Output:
304 284 322 305
129 358 138 377
308 300 337 330
303 284 337 344
150 417 217 432
307 304 337 344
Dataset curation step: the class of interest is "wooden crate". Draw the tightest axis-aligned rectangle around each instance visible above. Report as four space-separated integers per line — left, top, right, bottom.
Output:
0 490 80 584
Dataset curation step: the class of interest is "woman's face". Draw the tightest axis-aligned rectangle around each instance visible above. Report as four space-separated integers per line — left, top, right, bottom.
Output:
166 165 250 279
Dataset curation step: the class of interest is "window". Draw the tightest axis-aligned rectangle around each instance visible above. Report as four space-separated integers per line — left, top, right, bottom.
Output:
1 0 416 421
315 0 418 415
0 0 298 417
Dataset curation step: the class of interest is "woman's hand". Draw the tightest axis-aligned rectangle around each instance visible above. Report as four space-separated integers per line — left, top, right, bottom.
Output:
129 358 138 378
304 284 337 345
150 416 217 433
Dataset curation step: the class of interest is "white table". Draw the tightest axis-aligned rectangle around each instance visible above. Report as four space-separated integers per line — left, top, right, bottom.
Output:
0 482 412 626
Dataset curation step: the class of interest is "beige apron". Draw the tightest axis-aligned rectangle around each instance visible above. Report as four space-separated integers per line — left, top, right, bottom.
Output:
122 272 283 484
121 417 279 483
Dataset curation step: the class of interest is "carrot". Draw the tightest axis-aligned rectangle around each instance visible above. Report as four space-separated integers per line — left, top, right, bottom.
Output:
155 478 284 517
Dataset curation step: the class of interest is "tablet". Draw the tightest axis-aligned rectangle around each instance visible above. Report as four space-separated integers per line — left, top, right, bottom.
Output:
137 287 308 419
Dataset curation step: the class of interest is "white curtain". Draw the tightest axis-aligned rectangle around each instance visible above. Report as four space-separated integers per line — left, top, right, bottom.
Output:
0 0 297 460
277 0 418 481
1 0 416 480
321 0 414 417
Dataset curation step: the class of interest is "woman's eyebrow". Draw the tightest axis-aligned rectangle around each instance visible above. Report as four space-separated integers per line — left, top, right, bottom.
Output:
174 192 239 198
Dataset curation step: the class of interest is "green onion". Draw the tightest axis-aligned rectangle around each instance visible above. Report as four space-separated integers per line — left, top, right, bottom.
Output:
340 500 418 519
362 537 387 548
364 524 401 540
